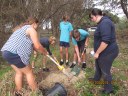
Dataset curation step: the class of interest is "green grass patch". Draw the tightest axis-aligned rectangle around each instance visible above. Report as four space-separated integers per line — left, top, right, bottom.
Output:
0 66 12 79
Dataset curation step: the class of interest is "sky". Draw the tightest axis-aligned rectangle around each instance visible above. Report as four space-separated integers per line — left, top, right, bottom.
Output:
93 0 125 18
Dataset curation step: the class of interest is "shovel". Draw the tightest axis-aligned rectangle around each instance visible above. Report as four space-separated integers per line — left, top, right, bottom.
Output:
71 46 87 76
46 55 74 78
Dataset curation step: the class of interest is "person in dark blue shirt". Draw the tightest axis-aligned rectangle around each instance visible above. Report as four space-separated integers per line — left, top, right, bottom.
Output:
32 36 56 72
89 8 119 94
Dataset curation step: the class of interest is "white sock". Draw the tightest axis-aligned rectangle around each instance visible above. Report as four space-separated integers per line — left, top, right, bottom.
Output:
83 62 86 63
61 59 63 62
73 61 76 64
66 60 68 63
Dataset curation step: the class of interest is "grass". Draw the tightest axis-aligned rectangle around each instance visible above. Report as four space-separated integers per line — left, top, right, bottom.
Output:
0 33 128 95
0 65 11 79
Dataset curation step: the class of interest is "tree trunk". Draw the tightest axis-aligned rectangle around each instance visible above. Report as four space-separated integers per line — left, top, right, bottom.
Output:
121 0 128 19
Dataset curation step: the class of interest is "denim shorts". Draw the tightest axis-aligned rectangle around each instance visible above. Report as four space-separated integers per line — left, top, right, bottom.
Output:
60 41 70 47
1 51 26 68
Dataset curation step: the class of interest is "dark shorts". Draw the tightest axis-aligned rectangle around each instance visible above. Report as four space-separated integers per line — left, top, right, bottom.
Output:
60 41 70 48
77 38 86 53
1 51 26 68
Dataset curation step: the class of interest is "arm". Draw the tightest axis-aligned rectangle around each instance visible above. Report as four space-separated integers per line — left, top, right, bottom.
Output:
85 37 89 47
74 45 81 63
26 27 47 55
46 46 52 56
94 42 108 59
94 21 112 59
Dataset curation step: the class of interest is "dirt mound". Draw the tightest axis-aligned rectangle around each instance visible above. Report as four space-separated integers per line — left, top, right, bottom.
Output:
37 67 85 95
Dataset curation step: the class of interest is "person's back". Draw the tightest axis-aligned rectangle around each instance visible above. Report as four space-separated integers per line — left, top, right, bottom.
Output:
59 15 73 65
1 25 33 64
1 17 47 95
59 21 73 43
40 37 49 48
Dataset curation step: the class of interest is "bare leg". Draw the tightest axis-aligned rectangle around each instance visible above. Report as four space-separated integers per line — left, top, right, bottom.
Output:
65 47 69 61
60 46 63 60
73 51 77 62
32 51 37 68
11 65 23 91
81 53 86 62
42 55 47 68
20 65 37 91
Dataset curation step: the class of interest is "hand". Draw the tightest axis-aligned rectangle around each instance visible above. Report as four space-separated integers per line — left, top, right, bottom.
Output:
85 43 88 48
53 56 57 61
44 51 48 55
94 53 99 59
78 57 81 64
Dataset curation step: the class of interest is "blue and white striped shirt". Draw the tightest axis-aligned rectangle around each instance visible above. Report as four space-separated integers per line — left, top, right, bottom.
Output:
1 25 33 65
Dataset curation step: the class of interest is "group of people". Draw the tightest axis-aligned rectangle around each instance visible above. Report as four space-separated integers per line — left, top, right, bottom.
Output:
1 8 119 95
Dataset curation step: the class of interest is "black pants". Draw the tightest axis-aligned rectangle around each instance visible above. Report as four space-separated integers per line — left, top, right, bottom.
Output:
94 46 119 91
77 38 86 53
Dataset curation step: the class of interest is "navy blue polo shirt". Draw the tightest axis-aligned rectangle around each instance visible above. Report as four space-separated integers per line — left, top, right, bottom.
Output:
40 37 52 55
94 16 117 53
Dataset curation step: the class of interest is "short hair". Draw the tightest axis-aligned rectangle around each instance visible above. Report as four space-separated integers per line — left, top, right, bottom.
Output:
91 8 102 16
49 36 56 41
62 15 69 21
72 29 80 39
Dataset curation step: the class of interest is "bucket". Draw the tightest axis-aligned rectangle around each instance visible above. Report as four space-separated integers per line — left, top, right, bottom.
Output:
46 82 67 96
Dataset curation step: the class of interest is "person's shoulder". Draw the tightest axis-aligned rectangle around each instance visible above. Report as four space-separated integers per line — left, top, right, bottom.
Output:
102 16 112 23
78 29 89 33
60 21 64 24
40 37 48 40
67 21 72 25
26 25 36 33
78 29 85 32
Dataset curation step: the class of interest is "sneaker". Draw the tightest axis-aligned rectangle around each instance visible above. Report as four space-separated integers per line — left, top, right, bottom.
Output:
82 62 86 69
43 68 50 72
70 63 76 68
66 62 69 66
60 61 64 65
14 91 23 96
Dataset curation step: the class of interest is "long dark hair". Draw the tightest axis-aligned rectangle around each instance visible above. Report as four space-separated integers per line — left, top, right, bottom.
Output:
13 17 39 32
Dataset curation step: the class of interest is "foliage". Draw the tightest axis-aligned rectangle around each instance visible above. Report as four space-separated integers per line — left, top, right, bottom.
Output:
116 17 128 30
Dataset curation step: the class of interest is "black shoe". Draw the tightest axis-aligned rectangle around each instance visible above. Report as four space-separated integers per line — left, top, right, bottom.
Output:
100 89 114 94
66 62 69 66
60 61 64 65
82 62 86 69
70 63 76 68
43 68 50 72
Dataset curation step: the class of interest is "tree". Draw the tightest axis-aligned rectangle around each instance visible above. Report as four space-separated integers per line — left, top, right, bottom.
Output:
121 0 128 19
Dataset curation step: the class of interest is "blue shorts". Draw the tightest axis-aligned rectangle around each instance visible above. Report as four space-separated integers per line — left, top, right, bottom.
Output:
1 51 26 68
60 41 70 48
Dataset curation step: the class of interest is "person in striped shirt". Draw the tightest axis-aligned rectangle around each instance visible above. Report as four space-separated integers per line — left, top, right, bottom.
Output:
1 17 47 95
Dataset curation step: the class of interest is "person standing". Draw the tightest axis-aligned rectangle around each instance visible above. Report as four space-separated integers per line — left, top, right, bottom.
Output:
1 17 47 95
89 8 119 94
59 15 73 65
70 29 89 69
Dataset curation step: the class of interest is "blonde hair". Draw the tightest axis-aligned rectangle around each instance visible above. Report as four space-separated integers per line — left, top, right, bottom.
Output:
49 36 56 41
13 17 39 32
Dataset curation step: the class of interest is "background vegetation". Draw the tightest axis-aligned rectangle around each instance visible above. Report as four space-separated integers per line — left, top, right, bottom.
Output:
0 0 128 95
